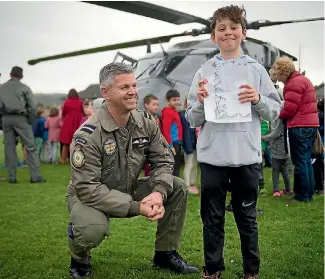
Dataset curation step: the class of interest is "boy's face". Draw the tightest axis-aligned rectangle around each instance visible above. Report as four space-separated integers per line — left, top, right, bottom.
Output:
212 18 246 54
168 97 180 110
145 99 159 114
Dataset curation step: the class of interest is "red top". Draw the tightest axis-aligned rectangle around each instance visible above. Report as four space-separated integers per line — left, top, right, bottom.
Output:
161 107 183 145
280 72 319 128
59 97 84 144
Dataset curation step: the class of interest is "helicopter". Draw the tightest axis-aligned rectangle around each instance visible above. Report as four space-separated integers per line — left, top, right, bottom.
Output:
27 1 324 111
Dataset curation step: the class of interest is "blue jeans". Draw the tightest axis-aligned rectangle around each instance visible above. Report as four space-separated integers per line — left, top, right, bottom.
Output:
289 127 317 202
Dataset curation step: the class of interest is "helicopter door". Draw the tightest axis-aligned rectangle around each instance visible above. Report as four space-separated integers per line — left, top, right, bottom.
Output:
113 51 137 67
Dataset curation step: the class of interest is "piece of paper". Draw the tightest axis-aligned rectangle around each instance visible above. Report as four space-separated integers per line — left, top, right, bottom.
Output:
201 58 252 123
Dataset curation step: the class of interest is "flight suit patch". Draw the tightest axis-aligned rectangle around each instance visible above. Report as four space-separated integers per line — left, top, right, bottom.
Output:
132 137 150 148
80 124 96 134
72 145 85 168
104 138 117 155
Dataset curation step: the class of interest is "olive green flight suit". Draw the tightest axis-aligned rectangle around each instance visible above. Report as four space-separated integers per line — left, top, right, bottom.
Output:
0 78 41 181
66 103 188 263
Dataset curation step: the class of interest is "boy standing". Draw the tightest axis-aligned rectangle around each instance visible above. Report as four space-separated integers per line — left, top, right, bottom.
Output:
32 109 46 155
185 5 281 279
143 94 161 129
161 89 183 177
143 94 161 176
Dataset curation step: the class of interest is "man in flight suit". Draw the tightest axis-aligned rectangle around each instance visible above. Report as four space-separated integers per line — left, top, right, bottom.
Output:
66 62 198 278
0 66 46 183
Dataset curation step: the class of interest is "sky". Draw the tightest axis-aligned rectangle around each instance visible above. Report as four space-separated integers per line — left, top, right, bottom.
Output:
0 1 324 94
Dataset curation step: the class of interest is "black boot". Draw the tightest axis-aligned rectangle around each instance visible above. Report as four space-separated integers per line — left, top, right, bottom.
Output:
154 250 199 274
69 257 92 279
30 176 47 183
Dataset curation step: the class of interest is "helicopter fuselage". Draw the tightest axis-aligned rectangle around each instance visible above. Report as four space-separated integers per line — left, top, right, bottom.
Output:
133 38 292 113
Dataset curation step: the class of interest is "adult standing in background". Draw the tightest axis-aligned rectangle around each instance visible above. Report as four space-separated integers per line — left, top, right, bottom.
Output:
0 72 6 182
59 89 83 164
272 56 319 202
0 66 46 183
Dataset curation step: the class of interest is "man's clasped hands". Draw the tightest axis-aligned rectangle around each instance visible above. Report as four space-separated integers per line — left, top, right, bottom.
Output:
140 192 165 221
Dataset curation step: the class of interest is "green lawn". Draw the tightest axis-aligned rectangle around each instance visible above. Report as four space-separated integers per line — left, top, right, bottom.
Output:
0 139 323 279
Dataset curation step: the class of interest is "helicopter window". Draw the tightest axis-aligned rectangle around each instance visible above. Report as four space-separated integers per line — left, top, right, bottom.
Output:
134 58 161 80
167 55 208 85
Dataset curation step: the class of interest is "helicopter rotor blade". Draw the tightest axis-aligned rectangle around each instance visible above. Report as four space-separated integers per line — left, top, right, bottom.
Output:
28 32 192 65
83 1 211 26
247 17 324 30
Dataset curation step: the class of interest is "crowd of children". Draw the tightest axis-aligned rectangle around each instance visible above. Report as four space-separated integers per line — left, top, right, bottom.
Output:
25 97 102 164
142 90 200 195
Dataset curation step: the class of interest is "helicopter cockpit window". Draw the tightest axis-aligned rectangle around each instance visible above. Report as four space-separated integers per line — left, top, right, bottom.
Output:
167 55 208 85
134 58 161 80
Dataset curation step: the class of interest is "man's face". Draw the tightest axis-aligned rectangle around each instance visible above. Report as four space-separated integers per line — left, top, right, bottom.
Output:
168 97 180 110
212 18 246 54
145 99 159 114
101 73 138 113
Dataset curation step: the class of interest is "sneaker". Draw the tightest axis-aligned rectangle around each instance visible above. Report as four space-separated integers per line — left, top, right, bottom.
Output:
202 268 222 279
225 203 233 212
273 191 281 197
259 189 268 196
188 185 200 195
279 189 294 195
244 273 259 279
69 257 92 279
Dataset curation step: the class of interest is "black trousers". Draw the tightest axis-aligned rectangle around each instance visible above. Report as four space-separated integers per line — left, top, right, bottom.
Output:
200 163 260 275
172 142 181 177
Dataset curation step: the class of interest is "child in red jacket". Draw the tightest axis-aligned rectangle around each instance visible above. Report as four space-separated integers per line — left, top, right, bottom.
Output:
161 89 183 177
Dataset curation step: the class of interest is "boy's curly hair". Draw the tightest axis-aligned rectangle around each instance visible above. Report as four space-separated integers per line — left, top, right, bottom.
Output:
210 5 247 38
272 56 296 81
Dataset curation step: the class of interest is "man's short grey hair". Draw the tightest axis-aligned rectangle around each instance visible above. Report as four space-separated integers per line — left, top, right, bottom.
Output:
99 62 134 88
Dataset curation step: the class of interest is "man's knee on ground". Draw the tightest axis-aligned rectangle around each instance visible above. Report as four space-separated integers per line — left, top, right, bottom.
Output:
69 222 108 249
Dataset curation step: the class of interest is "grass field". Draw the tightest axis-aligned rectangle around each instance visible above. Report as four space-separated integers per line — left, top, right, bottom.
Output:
0 139 324 279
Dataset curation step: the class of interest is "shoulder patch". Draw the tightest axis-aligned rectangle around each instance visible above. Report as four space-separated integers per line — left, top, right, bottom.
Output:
72 145 85 168
80 124 96 134
75 137 87 145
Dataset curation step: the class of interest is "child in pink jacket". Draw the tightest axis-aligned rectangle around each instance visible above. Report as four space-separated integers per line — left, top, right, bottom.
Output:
45 107 62 164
